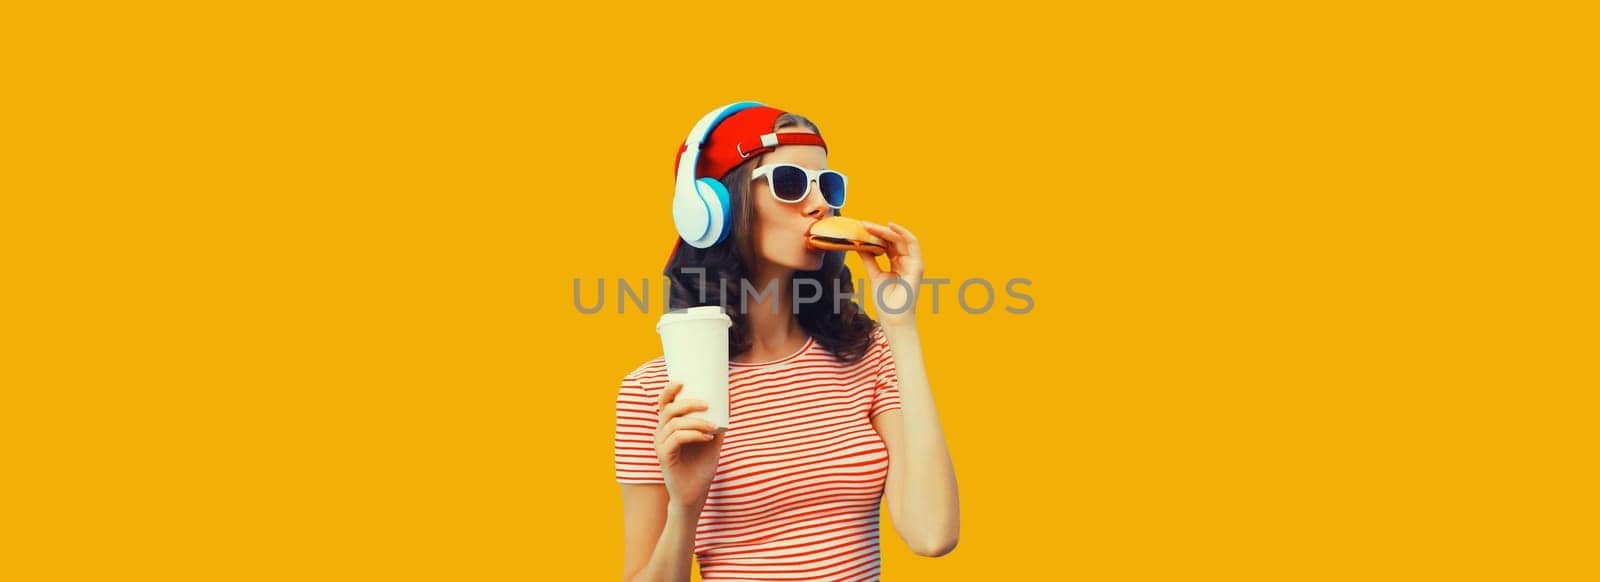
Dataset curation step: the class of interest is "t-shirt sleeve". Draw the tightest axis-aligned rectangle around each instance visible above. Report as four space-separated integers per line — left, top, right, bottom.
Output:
869 325 902 419
614 374 665 485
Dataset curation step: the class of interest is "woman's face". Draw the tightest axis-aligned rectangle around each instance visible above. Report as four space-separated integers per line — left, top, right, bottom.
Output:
750 128 833 273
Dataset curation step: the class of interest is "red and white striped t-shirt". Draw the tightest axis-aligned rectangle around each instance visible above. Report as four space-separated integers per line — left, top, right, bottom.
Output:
614 325 902 581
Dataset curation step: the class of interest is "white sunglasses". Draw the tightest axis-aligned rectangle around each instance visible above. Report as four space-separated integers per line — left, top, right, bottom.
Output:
750 163 848 209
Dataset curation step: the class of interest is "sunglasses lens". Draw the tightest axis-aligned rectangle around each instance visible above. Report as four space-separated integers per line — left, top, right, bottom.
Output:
770 165 810 201
819 171 846 207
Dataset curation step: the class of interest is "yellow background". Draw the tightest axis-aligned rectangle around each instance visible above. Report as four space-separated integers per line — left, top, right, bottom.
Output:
3 1 1595 580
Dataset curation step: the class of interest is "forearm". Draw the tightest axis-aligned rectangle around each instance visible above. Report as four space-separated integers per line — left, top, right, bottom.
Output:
882 322 961 552
628 504 701 582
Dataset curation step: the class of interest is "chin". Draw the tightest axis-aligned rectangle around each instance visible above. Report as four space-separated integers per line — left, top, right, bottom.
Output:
762 240 826 271
802 251 825 271
775 254 823 273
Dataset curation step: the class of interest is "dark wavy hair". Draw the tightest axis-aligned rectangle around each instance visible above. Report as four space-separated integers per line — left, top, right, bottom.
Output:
664 112 877 363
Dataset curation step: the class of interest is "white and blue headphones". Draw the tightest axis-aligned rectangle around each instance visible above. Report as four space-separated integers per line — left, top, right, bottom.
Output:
672 101 765 249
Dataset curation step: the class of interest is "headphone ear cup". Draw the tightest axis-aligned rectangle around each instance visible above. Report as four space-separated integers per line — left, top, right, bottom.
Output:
695 177 733 247
672 101 761 248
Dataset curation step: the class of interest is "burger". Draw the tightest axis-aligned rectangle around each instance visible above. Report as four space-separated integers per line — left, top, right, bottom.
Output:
806 216 888 256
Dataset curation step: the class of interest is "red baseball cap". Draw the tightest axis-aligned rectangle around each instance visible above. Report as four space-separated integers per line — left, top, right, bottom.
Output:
673 105 828 182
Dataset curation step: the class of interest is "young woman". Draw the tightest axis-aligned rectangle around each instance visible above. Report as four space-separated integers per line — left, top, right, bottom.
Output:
614 104 959 581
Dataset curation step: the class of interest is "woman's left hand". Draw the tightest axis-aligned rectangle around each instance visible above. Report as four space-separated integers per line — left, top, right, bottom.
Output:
857 221 924 327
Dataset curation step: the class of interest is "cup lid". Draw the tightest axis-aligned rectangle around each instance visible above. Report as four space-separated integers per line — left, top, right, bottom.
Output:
656 305 733 332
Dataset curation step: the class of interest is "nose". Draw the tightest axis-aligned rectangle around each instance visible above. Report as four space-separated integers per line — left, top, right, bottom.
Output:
800 178 829 219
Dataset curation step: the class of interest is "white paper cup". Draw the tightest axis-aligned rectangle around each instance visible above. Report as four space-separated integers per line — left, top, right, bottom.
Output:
655 306 733 433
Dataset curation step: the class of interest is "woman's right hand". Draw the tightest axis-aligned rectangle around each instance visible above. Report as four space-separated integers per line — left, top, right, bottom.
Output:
655 381 723 512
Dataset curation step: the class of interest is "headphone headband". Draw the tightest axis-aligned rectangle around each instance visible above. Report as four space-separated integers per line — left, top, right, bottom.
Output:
674 101 763 210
